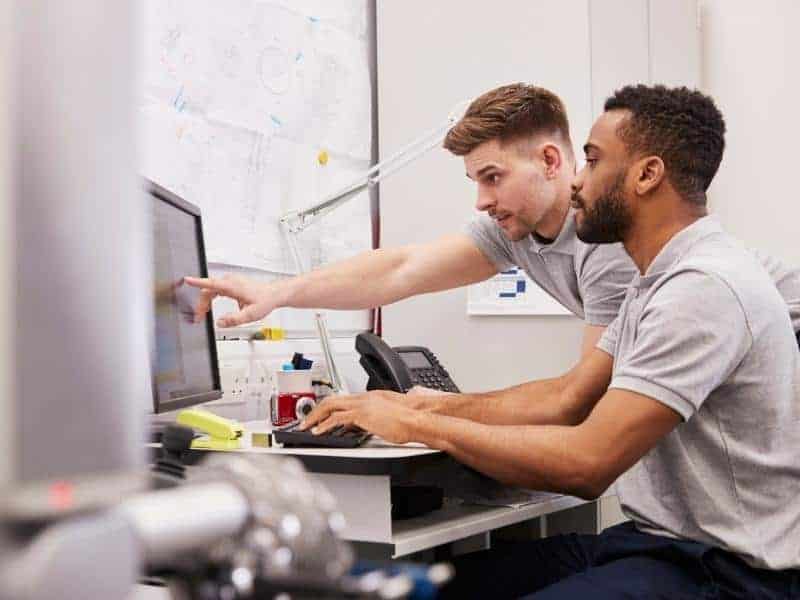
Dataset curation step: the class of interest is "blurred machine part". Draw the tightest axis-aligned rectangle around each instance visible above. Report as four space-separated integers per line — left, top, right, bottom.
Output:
0 0 149 596
0 445 446 599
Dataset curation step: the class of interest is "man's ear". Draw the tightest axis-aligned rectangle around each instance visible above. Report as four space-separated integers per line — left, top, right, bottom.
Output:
541 144 563 179
635 156 665 195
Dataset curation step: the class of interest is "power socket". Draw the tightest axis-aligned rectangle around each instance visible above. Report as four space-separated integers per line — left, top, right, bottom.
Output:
218 360 249 403
246 359 273 420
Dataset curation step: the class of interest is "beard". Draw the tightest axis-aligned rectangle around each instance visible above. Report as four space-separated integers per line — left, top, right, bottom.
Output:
573 172 632 244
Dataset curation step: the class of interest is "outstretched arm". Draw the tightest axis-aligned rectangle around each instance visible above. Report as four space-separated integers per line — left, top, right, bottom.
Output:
184 234 497 327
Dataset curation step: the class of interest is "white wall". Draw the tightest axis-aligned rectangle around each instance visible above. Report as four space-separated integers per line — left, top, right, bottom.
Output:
701 0 799 262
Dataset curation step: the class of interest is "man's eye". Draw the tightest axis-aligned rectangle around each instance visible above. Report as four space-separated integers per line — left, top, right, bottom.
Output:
487 174 500 184
586 158 598 168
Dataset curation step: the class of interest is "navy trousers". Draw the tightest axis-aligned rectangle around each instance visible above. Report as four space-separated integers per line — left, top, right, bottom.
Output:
438 522 799 599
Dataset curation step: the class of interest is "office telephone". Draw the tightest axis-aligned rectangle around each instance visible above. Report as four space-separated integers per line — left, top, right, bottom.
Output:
355 332 459 394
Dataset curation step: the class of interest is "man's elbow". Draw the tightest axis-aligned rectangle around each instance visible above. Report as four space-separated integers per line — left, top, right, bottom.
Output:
569 478 610 501
563 458 615 500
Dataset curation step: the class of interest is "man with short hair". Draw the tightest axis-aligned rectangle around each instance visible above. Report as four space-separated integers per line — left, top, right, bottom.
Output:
443 84 638 353
301 85 800 598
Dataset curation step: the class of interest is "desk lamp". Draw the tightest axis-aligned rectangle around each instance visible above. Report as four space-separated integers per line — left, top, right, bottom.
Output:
279 102 469 394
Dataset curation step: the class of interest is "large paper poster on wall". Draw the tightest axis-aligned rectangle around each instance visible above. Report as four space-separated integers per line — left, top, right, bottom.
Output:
139 0 374 335
139 0 373 276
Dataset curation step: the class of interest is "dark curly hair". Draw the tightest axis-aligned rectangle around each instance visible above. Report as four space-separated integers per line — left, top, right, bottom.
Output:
604 85 726 205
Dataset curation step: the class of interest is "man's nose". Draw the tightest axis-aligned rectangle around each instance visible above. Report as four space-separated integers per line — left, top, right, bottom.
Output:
475 188 495 212
571 167 585 195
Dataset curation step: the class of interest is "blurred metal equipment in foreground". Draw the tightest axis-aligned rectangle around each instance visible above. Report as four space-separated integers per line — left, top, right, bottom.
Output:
0 453 450 599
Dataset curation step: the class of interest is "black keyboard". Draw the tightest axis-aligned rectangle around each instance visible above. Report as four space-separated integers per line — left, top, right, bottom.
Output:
273 421 372 448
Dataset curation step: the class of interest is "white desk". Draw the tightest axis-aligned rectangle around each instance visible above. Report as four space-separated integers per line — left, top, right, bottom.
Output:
385 494 590 558
162 420 600 558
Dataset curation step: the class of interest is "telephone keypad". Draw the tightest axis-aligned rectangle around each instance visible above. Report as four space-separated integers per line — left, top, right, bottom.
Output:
410 367 459 393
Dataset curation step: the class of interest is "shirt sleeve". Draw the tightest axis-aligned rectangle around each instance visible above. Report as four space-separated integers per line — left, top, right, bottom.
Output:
464 214 514 271
597 314 620 356
609 270 752 420
750 247 800 335
577 243 638 326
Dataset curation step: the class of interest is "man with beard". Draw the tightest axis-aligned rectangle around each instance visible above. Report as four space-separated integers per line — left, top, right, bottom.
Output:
185 84 800 358
301 86 800 598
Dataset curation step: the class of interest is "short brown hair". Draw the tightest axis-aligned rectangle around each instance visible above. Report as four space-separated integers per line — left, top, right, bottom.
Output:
443 83 573 157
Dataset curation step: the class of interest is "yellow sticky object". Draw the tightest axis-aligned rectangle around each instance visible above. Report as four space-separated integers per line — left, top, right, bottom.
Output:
190 436 241 450
254 326 285 341
177 408 243 450
317 150 329 166
251 432 272 448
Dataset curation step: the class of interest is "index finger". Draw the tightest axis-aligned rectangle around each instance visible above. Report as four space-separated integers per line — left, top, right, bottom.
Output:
183 276 236 296
299 397 351 430
193 288 218 323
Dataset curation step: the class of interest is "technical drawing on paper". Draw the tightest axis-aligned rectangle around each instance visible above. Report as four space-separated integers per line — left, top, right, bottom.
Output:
139 0 373 276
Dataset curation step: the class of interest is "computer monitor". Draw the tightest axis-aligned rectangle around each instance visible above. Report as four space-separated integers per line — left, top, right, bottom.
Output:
148 179 222 413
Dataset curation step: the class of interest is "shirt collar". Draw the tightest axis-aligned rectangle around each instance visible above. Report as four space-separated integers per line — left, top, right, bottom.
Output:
636 215 723 287
526 207 577 254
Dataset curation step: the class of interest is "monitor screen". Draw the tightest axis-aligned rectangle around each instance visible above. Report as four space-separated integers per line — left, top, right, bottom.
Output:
149 180 222 413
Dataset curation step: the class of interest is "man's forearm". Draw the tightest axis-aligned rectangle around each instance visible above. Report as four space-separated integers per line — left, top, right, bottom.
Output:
278 234 497 313
417 376 583 426
414 349 613 427
279 247 413 311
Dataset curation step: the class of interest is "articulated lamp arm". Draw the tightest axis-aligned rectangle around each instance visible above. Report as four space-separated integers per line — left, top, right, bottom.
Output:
278 102 468 394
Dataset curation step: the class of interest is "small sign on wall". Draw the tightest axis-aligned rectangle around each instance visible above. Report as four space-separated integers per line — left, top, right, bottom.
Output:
467 268 571 316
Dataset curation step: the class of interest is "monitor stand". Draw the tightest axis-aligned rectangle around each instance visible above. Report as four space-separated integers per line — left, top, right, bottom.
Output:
147 422 168 444
146 408 184 443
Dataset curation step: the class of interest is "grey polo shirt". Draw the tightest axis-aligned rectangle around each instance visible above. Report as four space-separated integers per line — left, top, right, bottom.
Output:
466 210 636 325
752 247 800 334
467 212 800 333
598 216 800 570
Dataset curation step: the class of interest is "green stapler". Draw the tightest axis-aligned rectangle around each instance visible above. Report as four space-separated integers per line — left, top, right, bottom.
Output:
176 408 243 450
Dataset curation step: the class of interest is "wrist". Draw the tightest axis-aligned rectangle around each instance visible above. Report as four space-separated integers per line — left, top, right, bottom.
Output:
415 394 446 414
407 409 444 449
274 276 299 308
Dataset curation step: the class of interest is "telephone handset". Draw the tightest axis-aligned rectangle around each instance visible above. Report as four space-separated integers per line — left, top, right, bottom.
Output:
355 332 460 394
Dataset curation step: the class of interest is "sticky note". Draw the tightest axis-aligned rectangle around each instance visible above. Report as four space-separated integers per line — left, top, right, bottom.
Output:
251 432 271 448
